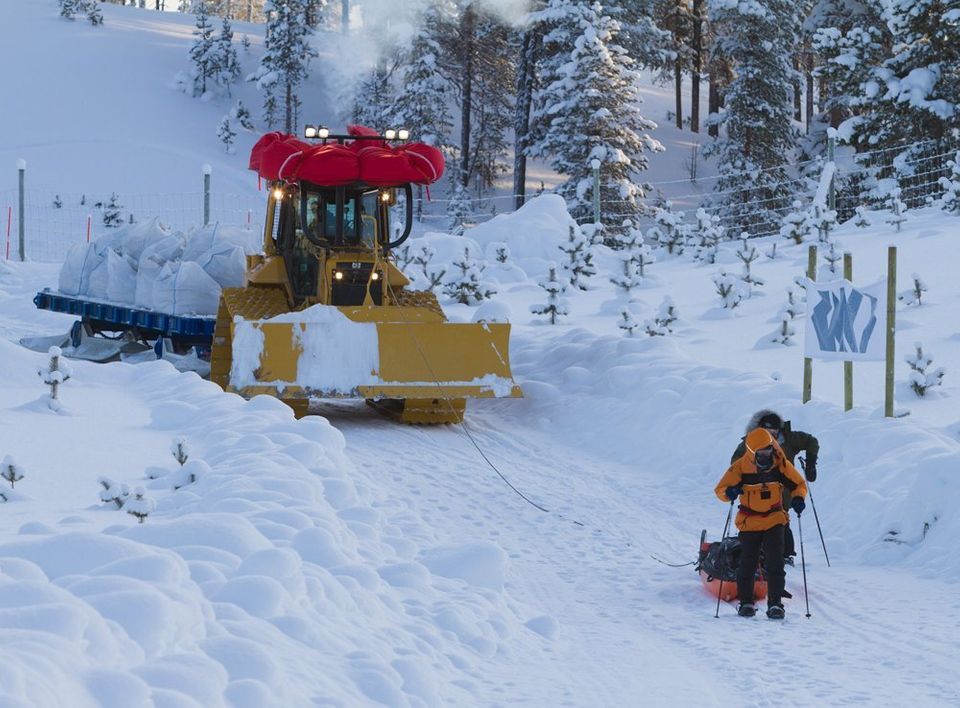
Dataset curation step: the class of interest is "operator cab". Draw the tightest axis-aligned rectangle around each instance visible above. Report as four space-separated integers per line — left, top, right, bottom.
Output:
274 182 411 306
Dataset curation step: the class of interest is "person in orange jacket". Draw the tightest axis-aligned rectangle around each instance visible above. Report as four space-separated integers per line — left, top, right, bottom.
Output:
714 427 808 619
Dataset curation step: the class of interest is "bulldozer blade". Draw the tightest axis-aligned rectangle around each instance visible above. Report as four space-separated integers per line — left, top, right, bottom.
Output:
226 307 522 402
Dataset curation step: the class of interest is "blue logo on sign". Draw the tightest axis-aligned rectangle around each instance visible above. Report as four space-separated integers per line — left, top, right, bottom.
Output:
811 286 879 353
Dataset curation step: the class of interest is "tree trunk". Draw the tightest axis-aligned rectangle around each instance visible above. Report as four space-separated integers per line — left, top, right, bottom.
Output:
285 81 293 135
341 0 350 34
675 62 683 129
690 0 703 133
513 29 535 210
793 56 802 122
805 48 814 133
459 5 476 188
708 72 719 138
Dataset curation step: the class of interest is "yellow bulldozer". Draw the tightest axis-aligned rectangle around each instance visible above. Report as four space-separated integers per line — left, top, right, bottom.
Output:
209 127 521 423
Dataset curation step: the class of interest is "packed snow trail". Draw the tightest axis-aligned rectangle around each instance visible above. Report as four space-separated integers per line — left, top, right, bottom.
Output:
316 384 960 706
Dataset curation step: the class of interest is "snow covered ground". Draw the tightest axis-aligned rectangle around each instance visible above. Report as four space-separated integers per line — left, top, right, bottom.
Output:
3 195 960 705
2 3 959 707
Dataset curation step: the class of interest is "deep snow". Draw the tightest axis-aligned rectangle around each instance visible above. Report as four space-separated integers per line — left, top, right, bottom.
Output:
1 3 959 707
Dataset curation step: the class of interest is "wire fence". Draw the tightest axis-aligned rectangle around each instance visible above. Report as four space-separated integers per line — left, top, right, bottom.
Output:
0 185 263 263
4 134 958 263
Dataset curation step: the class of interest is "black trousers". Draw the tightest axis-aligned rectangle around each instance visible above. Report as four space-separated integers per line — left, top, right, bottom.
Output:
784 522 796 557
738 524 785 606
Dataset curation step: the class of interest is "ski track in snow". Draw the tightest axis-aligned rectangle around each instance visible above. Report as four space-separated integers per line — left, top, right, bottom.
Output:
318 398 960 707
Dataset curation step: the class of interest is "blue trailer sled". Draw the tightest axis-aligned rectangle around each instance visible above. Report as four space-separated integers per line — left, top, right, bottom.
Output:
21 289 215 372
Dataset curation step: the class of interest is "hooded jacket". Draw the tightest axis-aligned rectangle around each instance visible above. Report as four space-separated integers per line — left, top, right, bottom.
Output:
715 428 808 532
730 409 820 469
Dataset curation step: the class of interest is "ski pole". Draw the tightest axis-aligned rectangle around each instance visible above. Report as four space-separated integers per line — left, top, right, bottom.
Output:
798 510 811 618
799 457 831 567
808 487 830 567
715 500 734 619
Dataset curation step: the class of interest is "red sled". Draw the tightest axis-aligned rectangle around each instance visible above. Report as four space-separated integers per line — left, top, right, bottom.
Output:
697 530 767 602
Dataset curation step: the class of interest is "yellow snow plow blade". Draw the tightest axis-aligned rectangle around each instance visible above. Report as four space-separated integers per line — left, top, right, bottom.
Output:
218 295 521 423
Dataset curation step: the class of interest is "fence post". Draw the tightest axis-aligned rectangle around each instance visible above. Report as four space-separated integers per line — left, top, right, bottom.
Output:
827 132 836 213
17 159 26 261
202 164 212 226
885 245 897 417
843 251 853 411
802 244 817 403
591 158 601 227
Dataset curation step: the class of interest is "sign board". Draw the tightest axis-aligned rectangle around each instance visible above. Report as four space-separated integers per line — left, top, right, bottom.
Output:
804 278 887 362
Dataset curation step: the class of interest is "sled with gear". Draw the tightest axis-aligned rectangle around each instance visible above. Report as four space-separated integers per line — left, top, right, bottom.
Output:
696 529 768 602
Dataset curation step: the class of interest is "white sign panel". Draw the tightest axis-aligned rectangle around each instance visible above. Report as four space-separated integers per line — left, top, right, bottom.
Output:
804 278 887 362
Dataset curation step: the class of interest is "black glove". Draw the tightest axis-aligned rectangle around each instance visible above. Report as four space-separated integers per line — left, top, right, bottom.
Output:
806 457 817 482
791 497 806 515
725 486 741 501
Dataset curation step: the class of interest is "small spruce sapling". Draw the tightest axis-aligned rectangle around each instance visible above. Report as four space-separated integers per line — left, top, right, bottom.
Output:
493 243 511 264
713 270 744 309
644 296 678 336
690 209 722 263
735 236 764 288
170 459 210 490
649 202 686 255
1 455 24 489
823 241 843 276
83 0 103 25
218 115 236 154
98 477 130 509
618 306 639 337
530 264 569 324
764 241 779 260
853 205 872 228
233 100 255 131
241 34 251 53
780 201 812 244
124 487 156 524
780 286 802 321
53 194 63 209
558 225 596 290
443 246 496 305
885 188 907 232
771 314 796 345
898 273 928 306
414 245 446 291
102 193 123 228
60 0 80 19
38 346 72 411
906 343 945 397
810 203 838 243
939 152 960 214
446 183 472 236
171 437 190 466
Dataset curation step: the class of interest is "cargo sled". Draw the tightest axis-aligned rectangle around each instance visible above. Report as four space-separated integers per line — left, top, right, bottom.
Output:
696 530 767 602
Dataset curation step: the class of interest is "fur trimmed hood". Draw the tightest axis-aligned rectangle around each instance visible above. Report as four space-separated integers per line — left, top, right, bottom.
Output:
745 409 782 434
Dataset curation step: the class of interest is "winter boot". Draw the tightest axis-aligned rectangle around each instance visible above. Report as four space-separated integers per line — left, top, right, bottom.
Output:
737 603 757 617
766 604 785 620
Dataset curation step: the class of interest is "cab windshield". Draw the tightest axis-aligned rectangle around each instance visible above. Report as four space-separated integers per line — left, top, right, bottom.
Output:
302 187 380 249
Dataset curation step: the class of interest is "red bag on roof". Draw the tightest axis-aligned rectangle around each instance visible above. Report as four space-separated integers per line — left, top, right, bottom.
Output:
249 128 445 186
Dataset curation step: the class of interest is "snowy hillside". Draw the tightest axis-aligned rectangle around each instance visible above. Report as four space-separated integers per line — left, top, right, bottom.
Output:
1 3 959 707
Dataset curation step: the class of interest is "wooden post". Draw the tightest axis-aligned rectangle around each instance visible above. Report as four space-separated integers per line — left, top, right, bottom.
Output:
803 244 817 403
843 252 853 411
885 246 897 417
17 159 26 262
